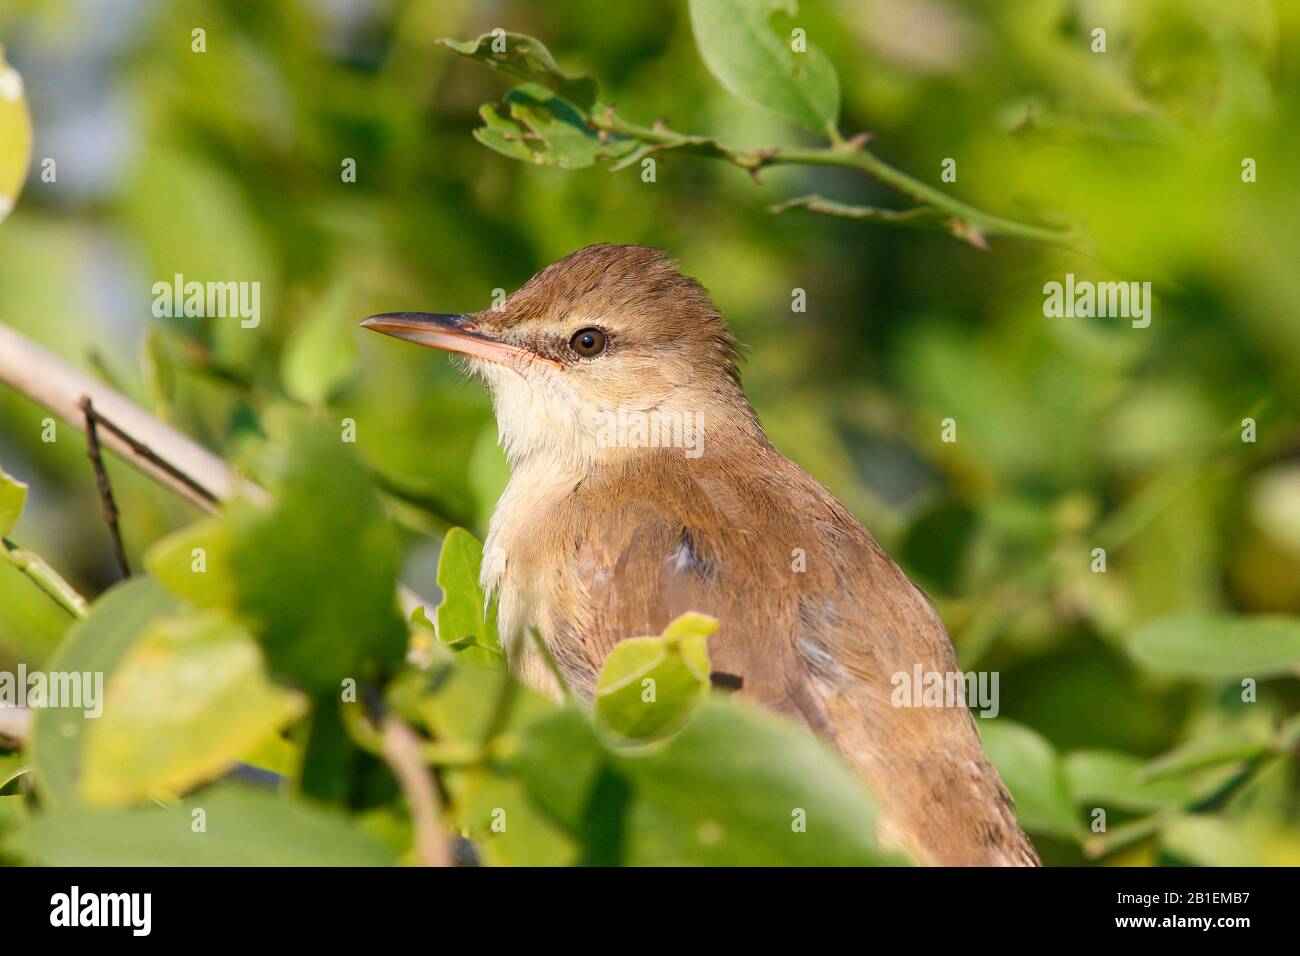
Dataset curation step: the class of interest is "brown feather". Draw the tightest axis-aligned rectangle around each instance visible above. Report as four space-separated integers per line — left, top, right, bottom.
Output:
457 244 1039 866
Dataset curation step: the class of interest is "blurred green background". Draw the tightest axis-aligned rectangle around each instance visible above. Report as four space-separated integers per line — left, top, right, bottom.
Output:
2 0 1299 865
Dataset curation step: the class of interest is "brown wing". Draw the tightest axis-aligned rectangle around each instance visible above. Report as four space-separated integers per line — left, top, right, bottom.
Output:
535 444 1038 866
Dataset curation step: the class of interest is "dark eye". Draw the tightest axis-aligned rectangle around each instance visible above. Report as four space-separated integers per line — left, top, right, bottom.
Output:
568 327 607 357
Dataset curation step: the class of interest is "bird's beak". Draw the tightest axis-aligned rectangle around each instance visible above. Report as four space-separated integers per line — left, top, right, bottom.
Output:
360 312 561 369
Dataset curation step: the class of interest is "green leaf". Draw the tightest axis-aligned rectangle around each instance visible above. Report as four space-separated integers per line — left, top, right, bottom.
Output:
0 44 32 223
515 701 902 865
30 577 181 806
1140 730 1274 781
1127 612 1300 680
439 32 598 110
594 612 716 739
506 708 612 844
80 613 306 807
414 657 552 746
620 702 897 864
474 85 637 170
281 280 358 407
228 417 407 694
455 769 578 866
0 794 27 839
1064 749 1194 812
978 719 1079 840
142 517 234 610
434 527 501 662
5 784 397 865
688 0 840 134
1158 816 1268 867
0 464 26 537
0 753 27 792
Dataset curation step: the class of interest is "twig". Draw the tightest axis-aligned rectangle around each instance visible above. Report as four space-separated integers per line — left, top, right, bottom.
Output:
0 323 424 615
1 536 89 618
1083 752 1280 860
80 397 131 578
83 403 219 509
0 325 249 510
589 111 1080 251
380 713 453 866
770 194 933 222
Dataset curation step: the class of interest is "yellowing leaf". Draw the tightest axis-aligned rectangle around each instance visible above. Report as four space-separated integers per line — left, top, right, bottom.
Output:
31 578 181 806
81 613 306 807
143 517 234 609
0 44 31 223
0 464 26 537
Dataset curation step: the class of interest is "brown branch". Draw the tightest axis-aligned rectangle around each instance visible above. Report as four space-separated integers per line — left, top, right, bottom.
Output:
80 397 130 578
85 403 219 509
0 324 427 755
380 714 453 866
0 322 421 608
0 325 256 511
0 324 431 752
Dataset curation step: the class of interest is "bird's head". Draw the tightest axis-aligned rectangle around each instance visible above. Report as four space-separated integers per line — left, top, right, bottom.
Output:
362 244 756 469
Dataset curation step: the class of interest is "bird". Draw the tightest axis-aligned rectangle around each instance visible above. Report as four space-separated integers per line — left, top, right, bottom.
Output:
362 243 1039 866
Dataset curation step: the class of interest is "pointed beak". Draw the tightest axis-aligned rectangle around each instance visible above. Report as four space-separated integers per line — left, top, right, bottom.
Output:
360 312 561 369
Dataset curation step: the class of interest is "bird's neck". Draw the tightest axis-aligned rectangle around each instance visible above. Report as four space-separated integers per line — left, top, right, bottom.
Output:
486 367 764 476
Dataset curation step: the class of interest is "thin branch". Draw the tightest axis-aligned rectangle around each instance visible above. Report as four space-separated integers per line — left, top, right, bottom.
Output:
1 536 89 618
380 713 453 867
590 110 1080 251
85 404 219 509
0 323 424 616
0 325 251 511
1083 752 1281 860
80 397 130 578
770 194 933 221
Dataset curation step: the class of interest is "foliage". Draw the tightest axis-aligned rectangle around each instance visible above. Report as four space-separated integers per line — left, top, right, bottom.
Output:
440 18 1069 247
687 0 841 134
1 0 1299 867
0 42 29 223
594 612 715 739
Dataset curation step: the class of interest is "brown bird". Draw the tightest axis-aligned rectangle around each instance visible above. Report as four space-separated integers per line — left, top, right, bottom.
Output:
362 244 1038 866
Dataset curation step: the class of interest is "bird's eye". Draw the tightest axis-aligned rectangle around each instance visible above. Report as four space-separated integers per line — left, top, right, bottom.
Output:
568 327 607 357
